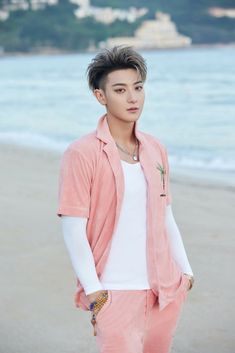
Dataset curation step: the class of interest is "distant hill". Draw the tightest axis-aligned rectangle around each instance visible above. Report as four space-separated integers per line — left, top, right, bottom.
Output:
92 0 234 12
0 0 234 53
92 0 235 44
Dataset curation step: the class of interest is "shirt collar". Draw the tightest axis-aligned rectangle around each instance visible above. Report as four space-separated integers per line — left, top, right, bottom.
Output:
96 113 144 146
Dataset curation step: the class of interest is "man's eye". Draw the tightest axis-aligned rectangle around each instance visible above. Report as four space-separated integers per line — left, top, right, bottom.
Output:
136 86 143 91
115 89 125 93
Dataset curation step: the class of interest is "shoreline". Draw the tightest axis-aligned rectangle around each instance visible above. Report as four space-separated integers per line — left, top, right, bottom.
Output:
1 42 235 59
1 141 234 191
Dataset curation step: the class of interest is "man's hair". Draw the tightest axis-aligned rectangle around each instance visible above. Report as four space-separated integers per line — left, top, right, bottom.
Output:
86 45 147 91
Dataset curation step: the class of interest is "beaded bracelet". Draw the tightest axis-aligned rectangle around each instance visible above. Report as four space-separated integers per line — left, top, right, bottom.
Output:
184 273 194 290
90 291 108 336
188 276 194 290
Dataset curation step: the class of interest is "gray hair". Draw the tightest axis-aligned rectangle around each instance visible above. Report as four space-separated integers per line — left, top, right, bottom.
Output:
86 45 147 91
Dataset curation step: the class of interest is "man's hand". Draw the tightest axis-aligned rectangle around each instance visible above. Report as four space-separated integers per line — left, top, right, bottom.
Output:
87 290 107 304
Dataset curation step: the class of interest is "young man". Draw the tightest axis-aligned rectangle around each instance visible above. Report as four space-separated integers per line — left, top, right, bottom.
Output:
57 45 194 353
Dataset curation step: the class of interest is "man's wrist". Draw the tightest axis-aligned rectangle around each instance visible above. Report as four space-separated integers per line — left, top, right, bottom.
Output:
87 289 106 303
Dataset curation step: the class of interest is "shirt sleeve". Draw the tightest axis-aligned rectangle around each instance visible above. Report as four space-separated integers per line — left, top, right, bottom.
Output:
57 147 92 218
61 215 104 295
165 204 194 276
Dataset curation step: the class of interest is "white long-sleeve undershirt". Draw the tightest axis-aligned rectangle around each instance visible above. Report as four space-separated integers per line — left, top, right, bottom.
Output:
62 216 104 295
61 205 194 296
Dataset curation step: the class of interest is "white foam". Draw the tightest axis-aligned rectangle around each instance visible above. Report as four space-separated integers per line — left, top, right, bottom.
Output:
0 131 69 152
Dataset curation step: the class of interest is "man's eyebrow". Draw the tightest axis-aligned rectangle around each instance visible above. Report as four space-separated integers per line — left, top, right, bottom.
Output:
111 80 143 87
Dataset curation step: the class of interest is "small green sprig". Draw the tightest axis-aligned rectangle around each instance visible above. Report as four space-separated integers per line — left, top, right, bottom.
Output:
156 162 166 194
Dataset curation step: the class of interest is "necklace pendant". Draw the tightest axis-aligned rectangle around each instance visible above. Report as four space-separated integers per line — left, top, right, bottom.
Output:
133 155 138 161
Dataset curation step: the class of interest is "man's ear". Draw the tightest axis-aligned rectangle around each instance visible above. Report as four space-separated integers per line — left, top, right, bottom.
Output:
93 89 107 106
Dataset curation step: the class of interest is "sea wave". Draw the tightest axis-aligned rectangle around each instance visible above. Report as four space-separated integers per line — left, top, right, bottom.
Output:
0 130 234 173
169 154 235 172
0 131 69 152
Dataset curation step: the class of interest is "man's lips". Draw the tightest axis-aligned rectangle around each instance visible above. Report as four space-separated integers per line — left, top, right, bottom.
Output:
127 107 139 111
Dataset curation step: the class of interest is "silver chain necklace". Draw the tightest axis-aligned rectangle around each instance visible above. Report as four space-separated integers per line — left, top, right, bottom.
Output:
115 138 139 161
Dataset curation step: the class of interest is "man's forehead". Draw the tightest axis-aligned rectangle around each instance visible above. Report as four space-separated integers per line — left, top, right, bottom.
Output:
106 68 142 85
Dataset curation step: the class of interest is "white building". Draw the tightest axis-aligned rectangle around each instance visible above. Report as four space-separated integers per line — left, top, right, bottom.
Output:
0 0 147 24
101 12 192 49
0 0 58 17
74 4 148 24
208 7 235 19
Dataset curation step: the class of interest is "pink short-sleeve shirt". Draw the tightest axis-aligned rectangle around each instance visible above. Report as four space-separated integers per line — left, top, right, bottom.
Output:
57 113 185 311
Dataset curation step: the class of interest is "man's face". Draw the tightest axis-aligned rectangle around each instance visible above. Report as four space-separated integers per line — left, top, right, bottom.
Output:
94 68 145 124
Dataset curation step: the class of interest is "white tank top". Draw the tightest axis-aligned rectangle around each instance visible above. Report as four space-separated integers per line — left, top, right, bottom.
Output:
100 159 151 290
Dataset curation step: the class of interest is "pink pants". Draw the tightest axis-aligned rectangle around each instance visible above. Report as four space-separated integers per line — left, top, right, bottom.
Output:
88 282 188 353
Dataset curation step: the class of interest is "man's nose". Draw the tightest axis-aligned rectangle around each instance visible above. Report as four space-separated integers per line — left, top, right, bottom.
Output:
127 91 137 102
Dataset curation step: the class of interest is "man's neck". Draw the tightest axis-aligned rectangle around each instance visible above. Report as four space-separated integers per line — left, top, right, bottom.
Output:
106 114 137 146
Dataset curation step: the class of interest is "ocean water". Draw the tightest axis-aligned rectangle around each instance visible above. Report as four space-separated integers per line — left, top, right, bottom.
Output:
0 46 234 185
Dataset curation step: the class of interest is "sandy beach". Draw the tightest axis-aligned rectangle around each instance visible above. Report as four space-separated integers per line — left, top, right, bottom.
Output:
0 142 234 353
